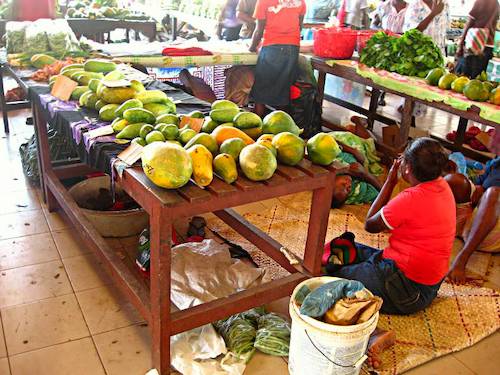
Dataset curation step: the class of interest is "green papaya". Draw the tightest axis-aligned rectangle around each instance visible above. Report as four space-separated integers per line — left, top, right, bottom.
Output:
143 103 172 117
210 108 239 123
184 133 218 156
88 79 101 93
70 86 89 101
78 72 105 86
213 153 238 184
115 99 143 118
134 90 168 104
123 108 156 124
98 86 136 104
116 123 145 139
84 59 117 73
155 113 179 125
99 104 120 122
94 99 107 112
79 91 93 107
201 117 220 133
30 54 56 69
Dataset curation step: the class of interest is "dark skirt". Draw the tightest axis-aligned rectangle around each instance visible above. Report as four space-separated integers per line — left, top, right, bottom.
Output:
250 44 300 106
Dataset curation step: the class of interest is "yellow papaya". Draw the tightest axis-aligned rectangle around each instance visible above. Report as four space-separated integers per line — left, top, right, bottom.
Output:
187 144 213 187
213 153 238 184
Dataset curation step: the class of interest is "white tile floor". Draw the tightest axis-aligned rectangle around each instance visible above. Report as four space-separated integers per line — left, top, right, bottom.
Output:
0 93 497 375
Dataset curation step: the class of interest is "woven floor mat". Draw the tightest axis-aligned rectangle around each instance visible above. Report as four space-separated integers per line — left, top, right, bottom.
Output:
206 192 500 374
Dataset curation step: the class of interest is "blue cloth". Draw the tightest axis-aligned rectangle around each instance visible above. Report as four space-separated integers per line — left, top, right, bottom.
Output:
475 157 500 189
250 44 299 106
333 244 442 315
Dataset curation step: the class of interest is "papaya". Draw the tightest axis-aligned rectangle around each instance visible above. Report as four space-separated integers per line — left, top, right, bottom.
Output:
187 144 213 187
70 71 86 81
79 90 93 107
142 142 192 189
78 72 105 86
116 123 145 139
256 137 277 157
70 86 89 100
167 140 183 147
85 92 99 109
145 130 166 144
139 124 154 139
184 133 219 156
30 54 56 69
211 125 255 146
112 118 129 133
272 132 305 166
60 64 84 75
143 103 172 117
242 125 263 140
62 68 84 78
88 78 101 93
211 99 238 110
233 111 263 130
123 108 156 124
489 88 500 105
99 86 136 104
94 99 107 112
84 59 117 73
306 133 341 166
239 144 277 181
156 113 179 125
201 117 220 133
160 124 179 140
438 73 457 90
179 128 197 144
187 110 205 119
115 99 143 118
213 153 238 184
134 90 169 105
262 110 301 136
132 137 147 146
130 80 145 93
103 70 125 81
425 67 445 86
219 138 246 160
99 104 120 122
210 108 239 123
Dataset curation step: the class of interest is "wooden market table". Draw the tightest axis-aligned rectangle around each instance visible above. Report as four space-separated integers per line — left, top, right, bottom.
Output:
67 18 157 43
31 85 337 374
311 57 499 162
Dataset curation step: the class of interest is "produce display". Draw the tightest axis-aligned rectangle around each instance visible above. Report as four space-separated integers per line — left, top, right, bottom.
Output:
174 0 225 20
30 55 86 82
360 29 444 78
66 0 151 20
426 68 500 105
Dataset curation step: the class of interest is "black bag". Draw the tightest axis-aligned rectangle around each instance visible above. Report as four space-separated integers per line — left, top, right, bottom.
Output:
290 81 322 139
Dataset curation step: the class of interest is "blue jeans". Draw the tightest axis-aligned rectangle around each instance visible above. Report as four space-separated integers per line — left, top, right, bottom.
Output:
333 243 442 315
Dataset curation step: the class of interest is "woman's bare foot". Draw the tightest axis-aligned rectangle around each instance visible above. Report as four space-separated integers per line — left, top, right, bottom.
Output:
367 328 395 369
350 116 373 139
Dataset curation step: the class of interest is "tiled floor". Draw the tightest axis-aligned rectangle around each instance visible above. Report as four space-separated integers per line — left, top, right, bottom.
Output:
0 93 497 375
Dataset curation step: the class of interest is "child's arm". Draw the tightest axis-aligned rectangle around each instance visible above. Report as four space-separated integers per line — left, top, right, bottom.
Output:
249 20 266 52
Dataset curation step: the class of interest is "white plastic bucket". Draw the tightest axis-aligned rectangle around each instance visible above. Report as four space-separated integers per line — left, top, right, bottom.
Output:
288 277 379 375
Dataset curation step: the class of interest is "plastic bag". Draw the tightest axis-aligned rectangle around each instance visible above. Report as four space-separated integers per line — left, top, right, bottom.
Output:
214 315 257 360
24 20 50 55
254 313 291 356
5 21 29 54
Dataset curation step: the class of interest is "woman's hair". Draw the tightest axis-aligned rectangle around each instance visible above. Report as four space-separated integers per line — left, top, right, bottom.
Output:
403 138 448 182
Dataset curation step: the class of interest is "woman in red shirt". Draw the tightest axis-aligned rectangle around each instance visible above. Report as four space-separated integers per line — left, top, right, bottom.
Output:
333 138 455 315
11 0 56 21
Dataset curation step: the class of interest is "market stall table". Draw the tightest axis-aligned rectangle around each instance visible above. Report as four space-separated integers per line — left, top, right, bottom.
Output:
67 18 157 43
30 75 338 374
311 57 499 162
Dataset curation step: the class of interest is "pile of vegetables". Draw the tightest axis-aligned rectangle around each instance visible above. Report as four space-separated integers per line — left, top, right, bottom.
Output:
66 0 151 20
360 29 444 78
214 308 291 361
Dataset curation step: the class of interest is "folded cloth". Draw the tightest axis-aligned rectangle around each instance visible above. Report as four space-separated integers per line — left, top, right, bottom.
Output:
162 47 213 56
324 296 383 325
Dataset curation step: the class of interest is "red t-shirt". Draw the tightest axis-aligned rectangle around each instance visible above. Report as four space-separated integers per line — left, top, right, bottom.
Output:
380 177 456 285
13 0 56 21
253 0 306 46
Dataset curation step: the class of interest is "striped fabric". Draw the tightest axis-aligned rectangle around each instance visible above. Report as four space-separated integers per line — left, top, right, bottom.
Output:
465 27 490 55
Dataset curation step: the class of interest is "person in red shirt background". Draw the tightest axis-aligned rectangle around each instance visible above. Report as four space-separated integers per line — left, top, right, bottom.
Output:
10 0 56 21
249 0 306 116
330 138 455 367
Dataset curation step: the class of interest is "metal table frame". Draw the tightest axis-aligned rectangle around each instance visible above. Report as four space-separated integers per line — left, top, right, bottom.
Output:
0 63 32 134
311 57 498 162
32 90 338 374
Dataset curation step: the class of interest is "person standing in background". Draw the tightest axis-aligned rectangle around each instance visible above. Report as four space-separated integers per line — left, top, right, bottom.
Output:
237 0 258 38
217 0 243 41
455 0 499 79
249 0 306 117
382 0 408 33
10 0 56 21
371 0 388 29
345 0 370 29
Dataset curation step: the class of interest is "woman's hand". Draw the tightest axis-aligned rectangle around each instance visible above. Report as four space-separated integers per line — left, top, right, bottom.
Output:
431 0 445 17
387 157 402 184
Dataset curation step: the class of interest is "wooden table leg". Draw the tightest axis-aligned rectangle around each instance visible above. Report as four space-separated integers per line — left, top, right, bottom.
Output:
172 17 178 41
367 88 381 130
302 175 336 276
455 117 468 147
33 103 58 211
0 64 10 134
398 98 413 150
316 70 326 106
150 205 172 375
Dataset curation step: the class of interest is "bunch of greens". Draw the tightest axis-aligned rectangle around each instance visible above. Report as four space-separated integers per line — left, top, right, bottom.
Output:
254 313 291 356
6 22 28 54
214 311 259 360
360 29 444 78
24 21 50 55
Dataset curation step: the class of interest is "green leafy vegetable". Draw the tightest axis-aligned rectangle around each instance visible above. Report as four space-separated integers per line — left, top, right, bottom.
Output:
254 313 291 356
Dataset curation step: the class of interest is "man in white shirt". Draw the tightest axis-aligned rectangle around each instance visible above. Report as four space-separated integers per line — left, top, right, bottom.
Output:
345 0 370 29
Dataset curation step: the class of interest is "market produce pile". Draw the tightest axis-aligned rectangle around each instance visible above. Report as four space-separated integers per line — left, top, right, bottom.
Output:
426 68 500 105
66 0 151 20
214 307 291 361
360 29 444 78
6 19 85 59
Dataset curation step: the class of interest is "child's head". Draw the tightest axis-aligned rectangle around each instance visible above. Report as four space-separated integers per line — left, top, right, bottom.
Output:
332 175 353 208
402 137 448 184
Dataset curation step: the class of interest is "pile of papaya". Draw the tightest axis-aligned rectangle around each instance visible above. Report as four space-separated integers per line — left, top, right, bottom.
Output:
426 68 500 106
124 99 344 190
